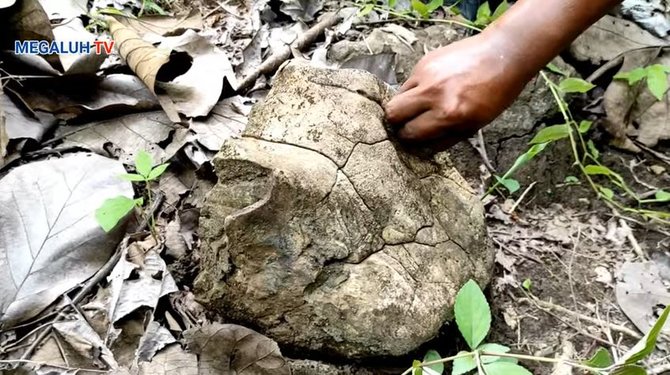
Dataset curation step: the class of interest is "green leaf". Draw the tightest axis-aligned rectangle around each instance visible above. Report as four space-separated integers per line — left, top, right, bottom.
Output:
426 0 444 13
119 173 146 182
499 143 548 181
143 0 166 15
529 124 571 144
389 0 397 8
583 347 613 368
451 352 476 375
614 68 647 85
619 305 670 365
646 64 669 101
522 278 532 290
148 163 169 180
587 140 600 160
475 1 491 25
655 190 670 202
546 63 568 76
564 176 579 184
584 165 614 176
135 151 153 178
597 186 614 200
495 176 520 194
479 343 510 363
491 0 509 20
611 365 647 375
559 77 595 94
423 350 444 374
413 360 424 375
411 0 429 17
358 3 375 16
95 196 136 232
482 362 532 375
454 280 491 350
134 197 144 206
578 120 593 134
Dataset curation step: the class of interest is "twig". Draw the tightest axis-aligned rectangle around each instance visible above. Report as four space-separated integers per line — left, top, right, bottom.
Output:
649 363 670 375
619 218 647 260
468 130 497 173
236 12 342 93
520 296 642 340
509 181 537 214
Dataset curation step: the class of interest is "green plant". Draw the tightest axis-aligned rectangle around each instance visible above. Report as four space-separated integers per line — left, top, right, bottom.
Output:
96 151 169 236
614 64 670 101
139 0 167 17
486 69 670 223
405 280 670 375
473 1 509 27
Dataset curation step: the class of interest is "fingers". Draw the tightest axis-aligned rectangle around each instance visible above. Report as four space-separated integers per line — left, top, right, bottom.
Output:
396 110 477 149
396 110 449 141
385 87 432 125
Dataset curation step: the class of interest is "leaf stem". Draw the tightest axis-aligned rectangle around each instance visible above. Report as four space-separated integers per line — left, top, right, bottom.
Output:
400 352 475 375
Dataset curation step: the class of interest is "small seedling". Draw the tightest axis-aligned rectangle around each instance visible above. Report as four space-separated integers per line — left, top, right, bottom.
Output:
96 151 169 235
406 280 670 375
473 1 510 27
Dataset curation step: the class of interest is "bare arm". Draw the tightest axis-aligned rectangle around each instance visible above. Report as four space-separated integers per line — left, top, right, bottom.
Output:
385 0 622 147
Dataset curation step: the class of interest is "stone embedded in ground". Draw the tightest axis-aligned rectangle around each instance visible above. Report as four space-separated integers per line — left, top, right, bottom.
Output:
195 62 494 358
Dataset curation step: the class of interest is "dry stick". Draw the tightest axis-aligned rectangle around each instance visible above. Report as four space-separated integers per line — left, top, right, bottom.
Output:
236 12 342 94
17 195 164 363
520 296 642 340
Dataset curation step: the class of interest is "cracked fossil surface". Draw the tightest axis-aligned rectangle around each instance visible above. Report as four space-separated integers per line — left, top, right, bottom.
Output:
195 62 494 358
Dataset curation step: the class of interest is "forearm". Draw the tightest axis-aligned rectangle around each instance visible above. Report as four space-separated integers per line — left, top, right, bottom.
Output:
482 0 622 81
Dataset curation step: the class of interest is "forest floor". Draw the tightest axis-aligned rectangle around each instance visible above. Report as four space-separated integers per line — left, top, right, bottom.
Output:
0 0 669 374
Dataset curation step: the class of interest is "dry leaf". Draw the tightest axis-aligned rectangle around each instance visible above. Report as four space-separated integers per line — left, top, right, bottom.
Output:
106 239 178 323
37 0 87 20
569 15 666 64
114 10 204 41
616 260 670 334
57 110 175 164
156 30 237 117
4 0 62 71
604 49 670 148
189 96 250 151
138 343 198 375
107 16 172 93
8 74 159 120
183 323 290 375
0 153 132 327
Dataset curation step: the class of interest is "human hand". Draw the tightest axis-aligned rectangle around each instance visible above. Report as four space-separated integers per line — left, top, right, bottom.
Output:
385 33 530 148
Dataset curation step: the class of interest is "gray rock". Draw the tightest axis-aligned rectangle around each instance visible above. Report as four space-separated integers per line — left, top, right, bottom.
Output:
195 63 493 358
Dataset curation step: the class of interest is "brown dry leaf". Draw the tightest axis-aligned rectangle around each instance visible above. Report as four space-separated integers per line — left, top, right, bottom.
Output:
183 323 290 375
604 49 670 148
569 15 667 64
8 74 158 120
114 10 204 41
4 0 62 71
138 343 198 375
107 16 172 93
